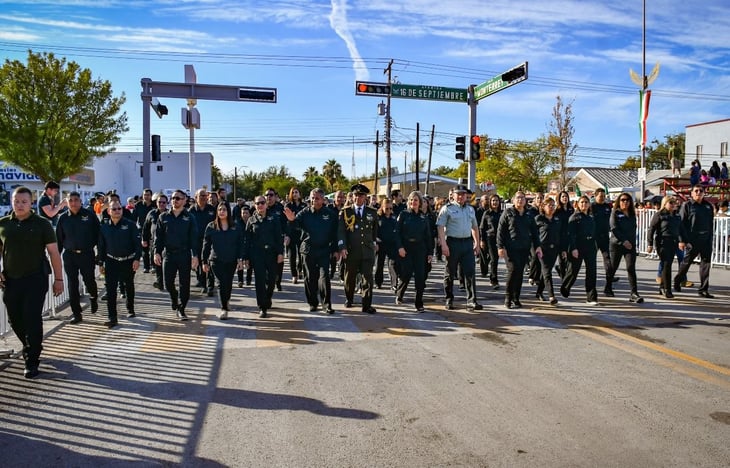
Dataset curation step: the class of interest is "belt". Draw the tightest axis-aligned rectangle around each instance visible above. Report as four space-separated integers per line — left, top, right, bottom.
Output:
68 249 91 254
107 253 136 261
446 236 471 241
585 236 593 240
406 238 420 242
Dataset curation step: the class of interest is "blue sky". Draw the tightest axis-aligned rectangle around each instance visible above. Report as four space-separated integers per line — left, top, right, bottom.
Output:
1 0 729 181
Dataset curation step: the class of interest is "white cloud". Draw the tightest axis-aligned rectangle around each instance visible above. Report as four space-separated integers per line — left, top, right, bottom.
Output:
329 0 369 82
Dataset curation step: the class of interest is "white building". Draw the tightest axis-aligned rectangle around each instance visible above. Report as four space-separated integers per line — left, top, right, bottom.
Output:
685 118 730 167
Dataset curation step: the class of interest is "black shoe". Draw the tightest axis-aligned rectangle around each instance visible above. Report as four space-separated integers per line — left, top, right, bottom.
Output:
345 301 353 308
276 283 282 292
491 282 500 290
560 286 570 298
535 293 547 302
612 276 620 282
259 308 268 318
309 304 318 312
604 289 615 297
207 289 215 297
665 290 674 299
324 306 335 315
466 302 483 311
245 280 252 286
68 316 83 325
673 281 681 292
171 301 179 311
90 298 98 314
416 306 425 313
504 300 513 309
104 320 118 328
629 293 644 304
24 366 39 379
238 281 244 288
201 287 208 295
698 291 715 299
177 309 188 321
549 297 558 305
143 268 150 274
513 300 523 309
395 297 403 305
458 284 465 291
127 311 136 318
101 293 108 301
445 300 453 310
363 307 377 314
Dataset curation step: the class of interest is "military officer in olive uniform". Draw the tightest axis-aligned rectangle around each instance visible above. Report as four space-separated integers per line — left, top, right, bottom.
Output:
338 183 379 314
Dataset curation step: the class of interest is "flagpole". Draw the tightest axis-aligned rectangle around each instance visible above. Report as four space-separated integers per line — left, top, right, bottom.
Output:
640 0 646 203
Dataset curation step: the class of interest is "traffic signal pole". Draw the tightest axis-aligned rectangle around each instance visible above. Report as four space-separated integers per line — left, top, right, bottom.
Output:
467 85 478 192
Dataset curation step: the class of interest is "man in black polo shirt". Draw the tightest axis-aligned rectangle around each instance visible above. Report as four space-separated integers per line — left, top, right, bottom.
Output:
37 180 67 227
154 189 199 320
56 191 100 324
133 188 155 273
0 186 64 378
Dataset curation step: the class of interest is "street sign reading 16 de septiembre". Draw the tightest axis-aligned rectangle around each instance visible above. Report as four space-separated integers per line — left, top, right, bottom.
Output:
390 84 468 103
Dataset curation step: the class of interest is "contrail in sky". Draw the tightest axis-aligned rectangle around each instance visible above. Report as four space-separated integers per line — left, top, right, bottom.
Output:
329 0 369 82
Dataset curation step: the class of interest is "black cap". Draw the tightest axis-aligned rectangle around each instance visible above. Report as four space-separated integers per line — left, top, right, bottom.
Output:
453 184 469 193
351 183 370 195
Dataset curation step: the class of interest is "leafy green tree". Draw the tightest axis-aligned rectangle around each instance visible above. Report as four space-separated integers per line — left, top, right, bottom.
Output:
302 166 319 180
545 96 577 190
0 50 128 182
619 133 685 171
322 159 343 191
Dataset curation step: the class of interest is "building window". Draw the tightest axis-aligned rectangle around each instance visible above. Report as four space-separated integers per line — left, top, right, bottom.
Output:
696 145 703 158
156 165 163 172
721 142 728 158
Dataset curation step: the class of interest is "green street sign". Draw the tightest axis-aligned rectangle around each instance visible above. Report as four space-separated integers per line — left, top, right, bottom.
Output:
474 62 528 101
391 84 468 103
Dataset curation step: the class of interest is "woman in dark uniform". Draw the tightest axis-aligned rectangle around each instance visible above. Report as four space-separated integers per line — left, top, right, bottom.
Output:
497 191 541 309
236 206 253 287
284 187 306 284
554 190 574 279
534 197 564 305
561 195 599 305
479 194 502 289
244 195 284 318
647 196 685 298
374 199 399 291
202 202 244 319
395 191 433 312
606 192 643 303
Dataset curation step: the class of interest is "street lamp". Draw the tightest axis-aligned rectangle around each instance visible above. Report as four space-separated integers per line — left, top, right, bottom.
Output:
233 166 248 201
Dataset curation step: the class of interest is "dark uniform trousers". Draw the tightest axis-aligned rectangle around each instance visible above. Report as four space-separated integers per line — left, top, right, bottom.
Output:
505 248 531 302
596 235 614 283
444 237 476 303
608 243 638 293
374 244 398 289
196 237 215 290
303 248 333 308
537 247 560 298
657 237 678 291
3 272 48 369
105 258 135 320
563 246 598 302
485 235 499 284
237 263 253 285
396 241 427 308
344 255 374 309
251 248 278 310
63 250 98 316
675 236 712 292
210 261 236 308
164 250 192 309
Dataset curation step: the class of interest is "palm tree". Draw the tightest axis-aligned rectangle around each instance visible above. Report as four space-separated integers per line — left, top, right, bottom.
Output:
322 159 343 190
303 166 319 180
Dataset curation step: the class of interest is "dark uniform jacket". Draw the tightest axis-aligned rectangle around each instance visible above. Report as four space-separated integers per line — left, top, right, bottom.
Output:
377 215 400 258
479 209 502 241
395 210 433 253
189 204 216 242
591 202 613 242
497 207 540 252
133 201 155 228
154 209 199 256
567 211 596 253
678 199 715 244
244 211 284 259
338 205 378 260
285 201 307 242
98 217 142 261
202 222 244 264
534 214 565 252
609 210 637 248
142 208 165 245
289 205 338 255
56 207 100 253
647 210 686 249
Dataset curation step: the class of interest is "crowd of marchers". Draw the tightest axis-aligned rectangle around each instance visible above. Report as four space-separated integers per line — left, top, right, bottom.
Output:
0 179 722 379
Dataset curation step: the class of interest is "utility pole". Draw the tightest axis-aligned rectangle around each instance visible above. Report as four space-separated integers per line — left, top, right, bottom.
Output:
374 130 380 197
415 122 420 189
384 59 393 197
425 124 435 195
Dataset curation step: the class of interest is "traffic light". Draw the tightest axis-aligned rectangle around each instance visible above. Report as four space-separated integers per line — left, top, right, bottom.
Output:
470 135 481 160
355 81 391 96
455 136 466 160
501 62 528 83
151 134 161 162
150 98 168 119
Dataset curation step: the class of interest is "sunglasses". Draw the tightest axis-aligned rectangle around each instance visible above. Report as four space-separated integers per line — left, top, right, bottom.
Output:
172 196 184 201
158 201 168 204
265 193 275 197
110 207 123 211
620 198 631 202
255 201 266 205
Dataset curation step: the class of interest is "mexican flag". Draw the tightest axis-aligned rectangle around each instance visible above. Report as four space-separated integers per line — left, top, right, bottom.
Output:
639 89 651 149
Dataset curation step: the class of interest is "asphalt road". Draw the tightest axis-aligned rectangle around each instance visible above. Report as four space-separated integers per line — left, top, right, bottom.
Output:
1 257 729 467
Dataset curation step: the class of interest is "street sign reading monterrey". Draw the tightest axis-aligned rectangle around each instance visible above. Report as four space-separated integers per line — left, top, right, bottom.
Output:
474 62 529 101
391 84 468 103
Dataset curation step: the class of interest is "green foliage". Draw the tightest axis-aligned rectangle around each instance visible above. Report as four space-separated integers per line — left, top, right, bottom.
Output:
545 96 576 189
322 159 343 191
0 50 128 182
618 133 685 171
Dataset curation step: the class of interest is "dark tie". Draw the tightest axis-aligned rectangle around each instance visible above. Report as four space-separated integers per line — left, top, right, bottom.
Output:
357 207 362 218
